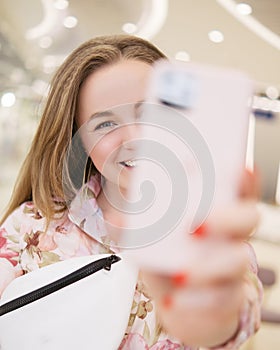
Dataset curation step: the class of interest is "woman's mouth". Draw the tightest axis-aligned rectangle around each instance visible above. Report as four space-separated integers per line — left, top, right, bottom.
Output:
119 160 137 168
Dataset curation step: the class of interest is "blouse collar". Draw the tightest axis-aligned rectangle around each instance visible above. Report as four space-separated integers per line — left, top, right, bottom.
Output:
68 175 115 248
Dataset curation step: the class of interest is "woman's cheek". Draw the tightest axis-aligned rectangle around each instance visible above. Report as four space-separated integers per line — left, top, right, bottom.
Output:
89 134 121 172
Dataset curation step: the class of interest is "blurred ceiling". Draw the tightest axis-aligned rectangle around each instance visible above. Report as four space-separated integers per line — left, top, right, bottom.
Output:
0 0 280 202
1 0 280 88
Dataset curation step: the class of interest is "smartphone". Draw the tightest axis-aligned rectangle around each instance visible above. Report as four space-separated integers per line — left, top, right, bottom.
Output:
119 60 254 273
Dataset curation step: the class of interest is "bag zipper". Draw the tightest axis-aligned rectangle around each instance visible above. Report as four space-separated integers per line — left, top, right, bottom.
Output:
0 254 121 317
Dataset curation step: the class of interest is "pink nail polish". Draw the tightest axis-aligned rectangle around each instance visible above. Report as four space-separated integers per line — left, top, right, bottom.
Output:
193 223 208 238
171 272 189 287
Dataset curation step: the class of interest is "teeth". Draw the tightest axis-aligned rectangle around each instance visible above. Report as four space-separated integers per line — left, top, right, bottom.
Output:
122 160 136 167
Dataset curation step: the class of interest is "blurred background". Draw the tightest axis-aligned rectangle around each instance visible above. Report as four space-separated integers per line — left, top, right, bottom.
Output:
0 0 280 348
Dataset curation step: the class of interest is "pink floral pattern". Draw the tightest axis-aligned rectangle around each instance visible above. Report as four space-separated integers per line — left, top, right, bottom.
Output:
0 227 19 266
0 176 262 349
119 333 192 350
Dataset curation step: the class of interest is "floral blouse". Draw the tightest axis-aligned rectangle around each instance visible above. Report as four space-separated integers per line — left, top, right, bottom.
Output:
0 176 262 350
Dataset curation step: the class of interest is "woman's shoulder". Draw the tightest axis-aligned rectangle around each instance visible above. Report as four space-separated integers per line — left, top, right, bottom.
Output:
1 201 40 228
1 201 69 237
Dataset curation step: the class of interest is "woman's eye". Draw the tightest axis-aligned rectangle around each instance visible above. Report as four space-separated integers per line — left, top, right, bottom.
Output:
95 121 117 130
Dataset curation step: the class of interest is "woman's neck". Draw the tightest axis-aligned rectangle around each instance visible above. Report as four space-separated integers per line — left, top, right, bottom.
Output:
96 180 130 226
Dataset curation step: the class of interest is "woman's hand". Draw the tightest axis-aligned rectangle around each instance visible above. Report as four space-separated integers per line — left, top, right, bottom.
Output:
141 234 250 347
141 170 261 348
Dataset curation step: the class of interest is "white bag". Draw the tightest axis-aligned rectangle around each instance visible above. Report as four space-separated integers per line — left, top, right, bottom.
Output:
0 254 138 350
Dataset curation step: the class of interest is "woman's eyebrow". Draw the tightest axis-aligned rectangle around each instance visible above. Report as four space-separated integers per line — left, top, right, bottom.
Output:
89 110 115 121
89 102 144 121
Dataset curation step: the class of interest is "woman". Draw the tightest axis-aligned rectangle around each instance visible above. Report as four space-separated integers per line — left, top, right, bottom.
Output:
0 34 262 349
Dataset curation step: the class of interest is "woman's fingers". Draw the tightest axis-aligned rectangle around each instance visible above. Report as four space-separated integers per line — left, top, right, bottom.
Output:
192 169 261 241
188 241 247 285
204 199 260 240
142 240 248 297
141 241 247 348
238 168 261 200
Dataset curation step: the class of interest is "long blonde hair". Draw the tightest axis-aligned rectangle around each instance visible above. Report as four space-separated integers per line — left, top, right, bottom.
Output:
1 35 166 226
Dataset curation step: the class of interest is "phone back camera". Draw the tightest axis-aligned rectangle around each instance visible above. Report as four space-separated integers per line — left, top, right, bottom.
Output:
157 70 197 109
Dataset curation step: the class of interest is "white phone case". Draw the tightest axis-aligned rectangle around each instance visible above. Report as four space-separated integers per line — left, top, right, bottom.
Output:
120 60 254 273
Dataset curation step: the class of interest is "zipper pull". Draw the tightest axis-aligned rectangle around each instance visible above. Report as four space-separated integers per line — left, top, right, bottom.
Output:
103 255 121 271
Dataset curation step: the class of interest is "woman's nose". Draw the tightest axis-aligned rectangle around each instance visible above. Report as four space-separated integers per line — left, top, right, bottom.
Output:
121 123 140 148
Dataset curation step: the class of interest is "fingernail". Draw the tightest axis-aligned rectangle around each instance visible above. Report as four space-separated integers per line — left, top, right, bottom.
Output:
171 272 189 287
162 294 173 309
246 168 254 177
193 223 208 238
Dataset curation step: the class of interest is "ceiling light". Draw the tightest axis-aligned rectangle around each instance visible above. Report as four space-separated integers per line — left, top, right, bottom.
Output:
25 0 60 39
134 0 168 39
175 51 190 62
54 0 69 10
271 100 280 112
63 16 78 28
216 0 280 50
39 36 53 49
1 92 16 107
266 86 279 100
236 3 252 15
253 95 280 111
259 97 271 111
122 23 137 34
208 30 224 43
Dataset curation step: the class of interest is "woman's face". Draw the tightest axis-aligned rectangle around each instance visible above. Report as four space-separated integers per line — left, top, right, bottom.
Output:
76 59 152 192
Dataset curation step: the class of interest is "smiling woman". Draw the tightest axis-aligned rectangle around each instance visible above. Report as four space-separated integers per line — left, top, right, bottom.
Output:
1 1 280 348
0 34 262 350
